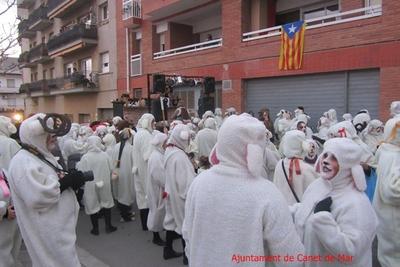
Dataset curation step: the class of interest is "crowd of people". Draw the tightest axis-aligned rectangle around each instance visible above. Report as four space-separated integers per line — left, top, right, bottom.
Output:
0 100 399 267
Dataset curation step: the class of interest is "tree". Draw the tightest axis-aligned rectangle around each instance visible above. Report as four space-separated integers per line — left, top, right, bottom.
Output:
0 0 18 69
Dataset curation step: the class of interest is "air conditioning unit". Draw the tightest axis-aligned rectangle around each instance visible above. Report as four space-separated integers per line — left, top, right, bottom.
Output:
222 80 232 90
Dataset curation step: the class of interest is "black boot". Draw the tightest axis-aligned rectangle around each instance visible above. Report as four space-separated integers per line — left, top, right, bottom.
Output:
182 238 188 265
139 208 149 231
118 202 133 222
152 232 166 246
90 213 99 236
163 231 183 260
104 208 117 233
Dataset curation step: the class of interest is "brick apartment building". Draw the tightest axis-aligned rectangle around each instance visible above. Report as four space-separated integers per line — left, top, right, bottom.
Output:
17 0 118 123
117 0 399 127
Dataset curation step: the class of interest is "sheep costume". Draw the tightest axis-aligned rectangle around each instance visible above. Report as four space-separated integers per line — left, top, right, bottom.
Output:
76 136 114 215
132 114 155 211
373 117 400 267
292 138 378 267
182 114 304 267
262 129 281 181
103 133 116 158
362 119 384 153
273 130 318 205
163 124 195 235
146 132 168 232
390 101 400 117
7 114 81 267
0 116 22 267
193 117 218 159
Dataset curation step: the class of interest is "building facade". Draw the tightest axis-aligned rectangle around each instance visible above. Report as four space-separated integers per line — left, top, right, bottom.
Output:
116 0 399 127
17 0 118 123
0 57 24 119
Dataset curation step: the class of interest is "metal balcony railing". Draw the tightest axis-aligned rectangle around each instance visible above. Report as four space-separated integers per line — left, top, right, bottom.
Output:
18 51 29 64
28 43 49 61
243 5 382 42
130 54 141 76
123 0 142 20
47 24 97 52
26 5 49 27
17 0 35 8
154 38 222 59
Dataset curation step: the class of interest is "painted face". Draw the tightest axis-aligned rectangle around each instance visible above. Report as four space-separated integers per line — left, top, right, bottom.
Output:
297 122 306 133
308 143 316 158
46 134 58 151
320 152 339 180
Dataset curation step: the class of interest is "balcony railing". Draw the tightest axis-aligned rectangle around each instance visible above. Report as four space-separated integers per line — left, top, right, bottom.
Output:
28 43 49 62
26 5 51 31
130 54 141 76
154 38 223 59
18 51 30 65
17 0 35 8
243 5 382 42
47 24 97 53
123 0 142 20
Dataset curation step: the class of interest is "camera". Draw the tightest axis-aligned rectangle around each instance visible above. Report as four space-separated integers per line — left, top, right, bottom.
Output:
81 171 94 182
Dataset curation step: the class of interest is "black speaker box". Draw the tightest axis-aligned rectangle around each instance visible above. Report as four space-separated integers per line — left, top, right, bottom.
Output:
198 96 215 118
153 74 166 93
204 77 215 94
151 98 168 122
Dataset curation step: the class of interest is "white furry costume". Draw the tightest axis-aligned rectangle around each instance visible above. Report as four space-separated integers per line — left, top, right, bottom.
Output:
362 119 384 153
390 101 400 117
373 117 400 267
7 114 81 267
163 124 195 235
0 116 22 267
193 117 218 158
102 133 116 158
293 138 378 267
273 130 318 205
76 136 114 215
262 129 280 180
146 132 168 232
182 114 304 267
132 114 155 210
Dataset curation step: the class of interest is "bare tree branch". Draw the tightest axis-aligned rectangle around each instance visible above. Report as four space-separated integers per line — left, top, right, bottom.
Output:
0 0 16 17
0 0 19 65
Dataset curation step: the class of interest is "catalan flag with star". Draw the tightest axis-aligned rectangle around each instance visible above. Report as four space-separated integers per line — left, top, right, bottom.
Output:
279 20 306 70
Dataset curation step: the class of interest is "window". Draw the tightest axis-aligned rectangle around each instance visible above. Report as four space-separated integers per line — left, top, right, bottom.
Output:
80 58 92 79
159 33 166 52
134 89 142 99
6 79 15 88
64 63 74 77
50 68 55 79
276 10 300 26
79 113 91 123
101 52 110 73
302 1 339 22
7 98 16 108
365 0 382 6
100 3 109 21
43 70 47 80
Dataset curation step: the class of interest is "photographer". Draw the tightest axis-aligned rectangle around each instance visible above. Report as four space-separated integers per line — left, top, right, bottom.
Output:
7 113 91 267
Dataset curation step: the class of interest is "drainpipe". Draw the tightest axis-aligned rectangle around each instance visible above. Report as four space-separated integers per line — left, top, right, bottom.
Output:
126 28 130 94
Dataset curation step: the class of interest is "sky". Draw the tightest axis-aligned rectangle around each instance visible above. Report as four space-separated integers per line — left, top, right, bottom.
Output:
0 1 20 58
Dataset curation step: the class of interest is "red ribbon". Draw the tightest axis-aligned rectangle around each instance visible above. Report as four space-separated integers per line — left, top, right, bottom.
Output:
288 158 302 185
338 128 347 137
0 172 10 199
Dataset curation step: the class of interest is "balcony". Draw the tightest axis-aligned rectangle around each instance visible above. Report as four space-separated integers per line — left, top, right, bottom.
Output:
47 24 98 57
123 0 142 28
26 5 52 31
130 54 141 76
18 51 30 67
18 20 36 39
243 5 382 42
17 0 35 9
28 43 51 65
21 76 98 97
154 38 222 59
47 0 88 19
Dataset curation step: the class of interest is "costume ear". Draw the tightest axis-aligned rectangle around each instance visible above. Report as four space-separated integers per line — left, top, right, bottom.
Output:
302 140 312 154
351 165 367 191
7 123 17 134
246 144 264 177
314 154 323 173
208 144 219 166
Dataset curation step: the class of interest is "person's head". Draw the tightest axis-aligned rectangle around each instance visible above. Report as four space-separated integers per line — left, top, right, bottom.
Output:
139 113 156 132
0 115 17 137
94 125 108 139
366 119 384 136
327 109 337 122
382 117 400 146
103 133 116 148
352 111 371 134
297 121 307 133
151 131 168 152
390 101 400 117
327 121 357 139
204 117 217 130
210 113 266 177
342 113 353 121
315 138 365 191
87 135 104 152
281 130 310 159
167 124 191 151
258 108 270 122
215 108 223 117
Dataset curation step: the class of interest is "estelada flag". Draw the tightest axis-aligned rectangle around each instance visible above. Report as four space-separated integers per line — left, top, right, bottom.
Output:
279 20 306 70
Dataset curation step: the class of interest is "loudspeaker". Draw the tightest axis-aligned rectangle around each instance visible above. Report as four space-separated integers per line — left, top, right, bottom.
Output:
112 101 124 118
151 98 168 122
204 77 215 94
198 96 215 118
152 74 166 93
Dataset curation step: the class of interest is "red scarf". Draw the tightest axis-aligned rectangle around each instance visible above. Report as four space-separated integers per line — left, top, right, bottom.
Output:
0 171 10 198
288 158 302 186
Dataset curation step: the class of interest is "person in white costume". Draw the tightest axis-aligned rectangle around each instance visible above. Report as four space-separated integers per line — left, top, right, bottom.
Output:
103 133 116 158
292 138 378 267
163 124 195 264
76 136 116 235
317 116 331 139
373 116 400 267
362 119 384 153
292 114 313 139
111 128 135 222
353 111 371 136
342 113 353 121
326 109 338 127
0 116 22 267
146 132 168 246
273 130 318 205
182 114 304 267
193 117 217 159
214 108 223 128
277 110 293 140
94 125 108 139
7 113 88 267
262 129 281 181
390 101 400 117
132 113 155 230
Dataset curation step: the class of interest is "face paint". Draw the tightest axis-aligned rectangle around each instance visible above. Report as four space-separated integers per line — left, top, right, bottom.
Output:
320 152 339 180
46 134 58 151
297 122 306 133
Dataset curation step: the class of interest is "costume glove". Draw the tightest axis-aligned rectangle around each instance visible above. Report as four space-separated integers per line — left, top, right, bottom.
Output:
314 196 332 213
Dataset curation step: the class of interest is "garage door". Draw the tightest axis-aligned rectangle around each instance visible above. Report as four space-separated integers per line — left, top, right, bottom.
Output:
245 69 379 130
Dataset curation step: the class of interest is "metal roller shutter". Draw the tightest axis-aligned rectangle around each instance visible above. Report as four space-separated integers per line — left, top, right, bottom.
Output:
245 70 379 130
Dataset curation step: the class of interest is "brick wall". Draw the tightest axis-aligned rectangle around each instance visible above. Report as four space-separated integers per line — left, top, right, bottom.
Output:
380 66 400 120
